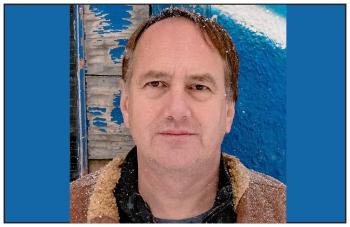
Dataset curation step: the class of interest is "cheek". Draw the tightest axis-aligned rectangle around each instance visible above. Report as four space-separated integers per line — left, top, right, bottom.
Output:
129 98 147 126
195 101 228 139
128 94 161 138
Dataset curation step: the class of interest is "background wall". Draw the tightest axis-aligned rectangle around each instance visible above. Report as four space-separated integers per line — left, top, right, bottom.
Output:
71 4 286 183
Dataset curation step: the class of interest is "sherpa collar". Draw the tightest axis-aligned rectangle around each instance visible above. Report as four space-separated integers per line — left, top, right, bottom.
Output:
87 150 250 223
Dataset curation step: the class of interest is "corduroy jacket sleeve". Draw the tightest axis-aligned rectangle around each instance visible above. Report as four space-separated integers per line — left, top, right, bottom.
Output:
235 171 286 223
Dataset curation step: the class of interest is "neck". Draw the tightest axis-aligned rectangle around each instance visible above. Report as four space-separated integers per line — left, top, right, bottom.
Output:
138 153 220 220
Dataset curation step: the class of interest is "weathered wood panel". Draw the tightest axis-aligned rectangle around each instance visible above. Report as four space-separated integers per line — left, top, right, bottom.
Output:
86 76 134 159
83 5 149 164
83 5 149 75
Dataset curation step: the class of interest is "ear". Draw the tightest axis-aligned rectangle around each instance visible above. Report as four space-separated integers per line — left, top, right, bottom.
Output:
120 80 130 128
225 101 235 133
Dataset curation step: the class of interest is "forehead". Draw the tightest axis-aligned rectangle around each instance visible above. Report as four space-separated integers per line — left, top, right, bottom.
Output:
131 17 224 79
139 17 213 46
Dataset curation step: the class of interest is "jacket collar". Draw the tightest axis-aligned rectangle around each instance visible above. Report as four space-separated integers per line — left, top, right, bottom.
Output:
87 149 250 223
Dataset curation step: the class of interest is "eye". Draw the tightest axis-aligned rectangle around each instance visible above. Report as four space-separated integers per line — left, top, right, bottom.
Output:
195 84 206 91
189 84 210 91
145 81 166 88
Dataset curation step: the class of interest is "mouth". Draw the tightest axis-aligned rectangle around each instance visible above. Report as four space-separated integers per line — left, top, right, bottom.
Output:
158 130 197 137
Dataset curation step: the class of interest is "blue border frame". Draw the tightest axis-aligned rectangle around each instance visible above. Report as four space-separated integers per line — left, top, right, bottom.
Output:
3 4 346 223
4 5 70 222
287 4 346 222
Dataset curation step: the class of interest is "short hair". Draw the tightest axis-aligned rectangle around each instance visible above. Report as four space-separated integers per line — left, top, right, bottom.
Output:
122 7 239 102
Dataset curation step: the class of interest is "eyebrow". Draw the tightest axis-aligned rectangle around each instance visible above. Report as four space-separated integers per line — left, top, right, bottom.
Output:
137 70 171 85
187 73 217 89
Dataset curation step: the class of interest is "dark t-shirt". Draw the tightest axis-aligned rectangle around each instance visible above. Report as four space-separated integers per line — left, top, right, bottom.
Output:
154 209 212 223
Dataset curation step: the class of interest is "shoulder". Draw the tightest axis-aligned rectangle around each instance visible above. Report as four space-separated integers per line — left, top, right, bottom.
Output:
249 169 285 191
223 153 286 223
70 170 102 223
247 169 286 212
239 170 286 223
70 154 126 223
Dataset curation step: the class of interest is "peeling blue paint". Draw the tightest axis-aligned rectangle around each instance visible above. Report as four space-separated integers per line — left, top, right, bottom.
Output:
93 120 107 127
88 111 102 116
87 107 107 129
110 46 124 64
93 117 106 122
111 94 123 125
110 38 128 64
87 106 107 115
95 30 110 35
99 128 107 133
89 5 132 32
88 5 134 65
118 39 128 46
88 107 108 128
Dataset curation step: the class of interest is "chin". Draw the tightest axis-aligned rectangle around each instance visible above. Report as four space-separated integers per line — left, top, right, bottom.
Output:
150 145 206 171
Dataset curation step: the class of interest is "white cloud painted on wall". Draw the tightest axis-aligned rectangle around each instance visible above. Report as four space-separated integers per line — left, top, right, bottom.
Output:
213 5 286 49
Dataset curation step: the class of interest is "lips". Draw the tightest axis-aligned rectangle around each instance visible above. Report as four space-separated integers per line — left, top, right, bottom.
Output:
158 130 197 136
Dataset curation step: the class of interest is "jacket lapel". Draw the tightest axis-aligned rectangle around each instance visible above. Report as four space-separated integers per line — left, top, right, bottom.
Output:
87 155 124 223
223 154 250 211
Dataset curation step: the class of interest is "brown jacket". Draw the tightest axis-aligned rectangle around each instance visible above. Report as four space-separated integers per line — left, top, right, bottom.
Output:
70 153 286 223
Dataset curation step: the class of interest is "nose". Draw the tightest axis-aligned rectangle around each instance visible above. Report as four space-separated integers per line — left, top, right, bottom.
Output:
163 86 192 121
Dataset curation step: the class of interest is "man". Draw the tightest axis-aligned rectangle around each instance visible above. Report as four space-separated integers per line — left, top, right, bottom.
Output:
70 8 286 223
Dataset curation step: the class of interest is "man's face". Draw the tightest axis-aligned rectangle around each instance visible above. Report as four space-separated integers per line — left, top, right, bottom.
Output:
121 18 235 170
